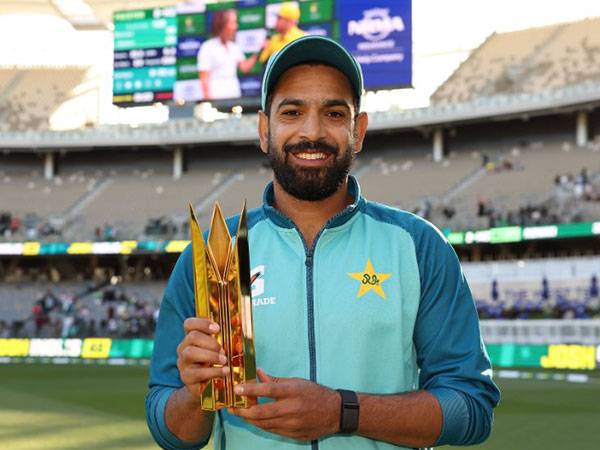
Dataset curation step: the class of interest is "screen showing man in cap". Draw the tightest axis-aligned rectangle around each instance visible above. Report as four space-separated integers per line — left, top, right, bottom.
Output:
259 2 306 64
146 35 499 450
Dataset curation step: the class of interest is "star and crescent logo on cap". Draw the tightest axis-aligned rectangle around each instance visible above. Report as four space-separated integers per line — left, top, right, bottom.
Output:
347 258 392 299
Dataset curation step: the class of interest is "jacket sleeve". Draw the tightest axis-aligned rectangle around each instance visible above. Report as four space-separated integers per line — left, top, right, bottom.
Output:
411 220 500 445
145 245 212 450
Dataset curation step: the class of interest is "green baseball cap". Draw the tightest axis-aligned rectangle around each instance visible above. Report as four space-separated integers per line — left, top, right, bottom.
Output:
260 35 364 112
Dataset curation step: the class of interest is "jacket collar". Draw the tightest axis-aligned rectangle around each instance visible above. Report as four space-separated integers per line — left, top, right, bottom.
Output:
261 175 365 229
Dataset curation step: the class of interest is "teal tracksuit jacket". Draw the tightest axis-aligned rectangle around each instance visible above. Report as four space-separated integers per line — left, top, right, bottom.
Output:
146 176 500 450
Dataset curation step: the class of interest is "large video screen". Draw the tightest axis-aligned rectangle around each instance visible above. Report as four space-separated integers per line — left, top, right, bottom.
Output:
112 0 412 106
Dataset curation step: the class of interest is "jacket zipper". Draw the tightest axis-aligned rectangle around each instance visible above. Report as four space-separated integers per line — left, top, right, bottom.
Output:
269 200 358 450
301 213 354 450
305 251 317 383
304 239 320 450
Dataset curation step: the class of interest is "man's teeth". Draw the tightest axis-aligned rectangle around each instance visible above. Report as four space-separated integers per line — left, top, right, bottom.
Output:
295 152 327 160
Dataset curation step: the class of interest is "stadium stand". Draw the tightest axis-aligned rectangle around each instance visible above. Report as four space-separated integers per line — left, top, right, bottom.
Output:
2 127 599 240
0 67 91 131
435 138 600 230
348 132 477 213
432 18 600 104
63 149 270 238
211 164 272 218
0 281 162 339
462 256 600 320
2 256 598 339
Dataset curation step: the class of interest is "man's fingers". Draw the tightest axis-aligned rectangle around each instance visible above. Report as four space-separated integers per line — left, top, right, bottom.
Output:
183 317 220 335
256 368 273 383
181 365 229 385
235 380 293 398
256 368 281 384
183 330 222 354
181 346 227 366
229 400 286 420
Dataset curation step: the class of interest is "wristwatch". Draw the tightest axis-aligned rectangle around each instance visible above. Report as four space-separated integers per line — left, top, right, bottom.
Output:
336 389 359 434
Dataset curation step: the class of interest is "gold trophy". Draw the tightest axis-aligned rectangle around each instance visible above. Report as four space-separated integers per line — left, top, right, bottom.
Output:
189 202 257 410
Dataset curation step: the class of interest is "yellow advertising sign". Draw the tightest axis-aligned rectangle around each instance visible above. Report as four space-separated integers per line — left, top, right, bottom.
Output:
68 242 94 255
0 339 30 357
541 344 596 370
23 242 41 256
165 240 190 253
81 338 112 359
120 240 138 255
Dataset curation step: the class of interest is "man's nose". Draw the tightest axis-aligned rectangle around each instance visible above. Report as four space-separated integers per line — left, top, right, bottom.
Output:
298 110 326 142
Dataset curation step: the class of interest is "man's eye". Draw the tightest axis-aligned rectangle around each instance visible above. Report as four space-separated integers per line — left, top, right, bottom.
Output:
328 111 344 118
282 110 300 116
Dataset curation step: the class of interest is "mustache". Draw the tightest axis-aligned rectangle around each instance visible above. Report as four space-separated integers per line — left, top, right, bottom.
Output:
283 140 339 155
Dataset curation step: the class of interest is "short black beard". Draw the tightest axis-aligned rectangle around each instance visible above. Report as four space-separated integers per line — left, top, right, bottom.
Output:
266 135 355 201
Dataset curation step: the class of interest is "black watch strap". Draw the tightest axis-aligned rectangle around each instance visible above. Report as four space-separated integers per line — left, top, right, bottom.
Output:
336 389 359 434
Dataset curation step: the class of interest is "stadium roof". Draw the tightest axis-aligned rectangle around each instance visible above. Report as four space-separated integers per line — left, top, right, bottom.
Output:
0 0 178 30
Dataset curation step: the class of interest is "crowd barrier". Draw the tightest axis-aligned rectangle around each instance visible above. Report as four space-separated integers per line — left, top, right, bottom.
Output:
481 319 600 345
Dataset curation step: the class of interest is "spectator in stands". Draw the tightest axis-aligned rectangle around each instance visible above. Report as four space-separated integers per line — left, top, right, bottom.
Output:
0 212 12 237
580 167 589 184
491 279 499 301
102 223 116 241
39 289 60 313
32 300 48 337
10 215 20 235
590 274 598 298
60 294 76 338
442 204 455 219
0 320 10 338
541 276 550 301
24 213 39 239
481 153 490 167
477 198 488 217
500 158 513 171
197 10 259 100
415 198 432 220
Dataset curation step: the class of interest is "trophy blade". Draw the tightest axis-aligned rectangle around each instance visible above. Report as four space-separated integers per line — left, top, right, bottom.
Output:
235 201 257 406
236 201 251 299
189 204 209 319
207 201 231 279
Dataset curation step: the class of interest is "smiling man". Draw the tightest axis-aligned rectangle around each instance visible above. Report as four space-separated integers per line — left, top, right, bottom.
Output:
146 35 500 450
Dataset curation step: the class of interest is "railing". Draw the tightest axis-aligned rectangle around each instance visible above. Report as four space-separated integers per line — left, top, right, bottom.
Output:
481 319 600 345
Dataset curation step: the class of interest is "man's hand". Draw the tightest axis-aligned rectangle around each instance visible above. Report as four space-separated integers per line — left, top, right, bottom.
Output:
228 368 341 441
177 317 229 398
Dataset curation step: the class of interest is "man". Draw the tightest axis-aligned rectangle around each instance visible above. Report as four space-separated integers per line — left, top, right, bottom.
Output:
259 2 305 64
146 36 500 450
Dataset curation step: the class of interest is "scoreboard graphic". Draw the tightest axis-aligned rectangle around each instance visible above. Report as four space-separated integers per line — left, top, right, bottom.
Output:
112 0 412 106
113 7 177 104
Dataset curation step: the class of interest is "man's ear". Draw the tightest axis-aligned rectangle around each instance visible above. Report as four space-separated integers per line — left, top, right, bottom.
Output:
352 112 369 154
258 111 269 154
